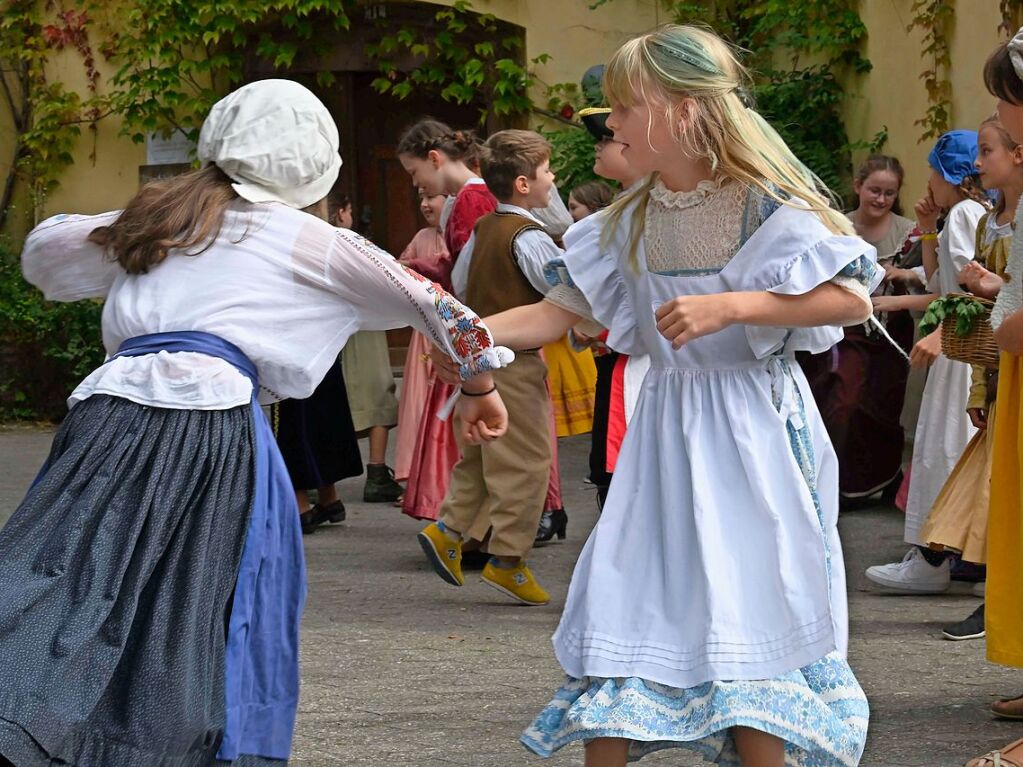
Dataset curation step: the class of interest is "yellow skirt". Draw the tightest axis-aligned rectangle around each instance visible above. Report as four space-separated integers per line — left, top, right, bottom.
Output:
921 401 995 564
542 336 597 437
987 352 1023 667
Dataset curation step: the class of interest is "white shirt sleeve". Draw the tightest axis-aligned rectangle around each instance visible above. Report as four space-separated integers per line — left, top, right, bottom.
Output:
943 201 984 276
319 229 510 378
450 231 475 301
512 228 564 296
22 211 123 301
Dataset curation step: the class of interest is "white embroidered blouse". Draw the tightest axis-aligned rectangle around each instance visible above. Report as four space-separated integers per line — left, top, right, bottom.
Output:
22 201 509 410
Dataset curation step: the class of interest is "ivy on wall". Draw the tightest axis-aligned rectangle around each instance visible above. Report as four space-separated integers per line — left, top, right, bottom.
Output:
908 0 953 141
0 1 103 228
367 0 534 118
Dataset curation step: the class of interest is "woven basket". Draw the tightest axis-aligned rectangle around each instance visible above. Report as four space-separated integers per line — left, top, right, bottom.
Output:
939 293 999 369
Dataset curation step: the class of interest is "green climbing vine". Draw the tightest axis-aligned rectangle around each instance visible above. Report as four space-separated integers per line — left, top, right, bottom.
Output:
907 0 953 142
366 0 534 119
0 0 106 228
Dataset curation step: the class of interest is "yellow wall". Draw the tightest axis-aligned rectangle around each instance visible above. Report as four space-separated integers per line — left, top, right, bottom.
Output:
844 0 1005 205
4 0 1014 231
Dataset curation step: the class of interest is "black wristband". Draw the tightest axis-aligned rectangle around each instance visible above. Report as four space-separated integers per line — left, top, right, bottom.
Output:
461 385 497 397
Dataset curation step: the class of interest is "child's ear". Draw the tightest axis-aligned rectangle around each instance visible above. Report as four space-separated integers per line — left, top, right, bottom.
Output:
428 149 444 169
514 174 530 195
1013 146 1023 165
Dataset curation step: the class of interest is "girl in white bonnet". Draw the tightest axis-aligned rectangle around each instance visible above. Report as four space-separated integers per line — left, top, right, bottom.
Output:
0 79 510 767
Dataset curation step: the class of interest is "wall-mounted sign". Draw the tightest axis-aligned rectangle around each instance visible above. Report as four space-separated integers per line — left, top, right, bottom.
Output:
146 130 195 166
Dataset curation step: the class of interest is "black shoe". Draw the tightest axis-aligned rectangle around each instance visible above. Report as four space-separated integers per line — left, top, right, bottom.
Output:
299 507 321 535
942 603 985 640
535 508 568 544
363 463 404 503
312 499 346 525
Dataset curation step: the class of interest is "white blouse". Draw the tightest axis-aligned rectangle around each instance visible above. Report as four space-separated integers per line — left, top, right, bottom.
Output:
23 201 510 410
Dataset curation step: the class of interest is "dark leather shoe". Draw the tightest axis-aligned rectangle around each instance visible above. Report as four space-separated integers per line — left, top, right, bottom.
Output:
312 500 346 525
299 507 321 535
535 508 567 544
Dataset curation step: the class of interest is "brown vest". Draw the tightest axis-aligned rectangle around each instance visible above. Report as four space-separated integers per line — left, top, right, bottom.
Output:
464 211 546 316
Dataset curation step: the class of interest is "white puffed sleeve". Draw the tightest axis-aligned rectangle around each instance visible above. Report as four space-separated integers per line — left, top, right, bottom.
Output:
21 212 122 301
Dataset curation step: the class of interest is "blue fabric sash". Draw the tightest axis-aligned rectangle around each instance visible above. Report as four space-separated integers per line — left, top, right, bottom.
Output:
114 331 306 762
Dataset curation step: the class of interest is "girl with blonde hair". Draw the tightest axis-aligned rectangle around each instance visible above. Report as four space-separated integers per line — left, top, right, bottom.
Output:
452 24 876 766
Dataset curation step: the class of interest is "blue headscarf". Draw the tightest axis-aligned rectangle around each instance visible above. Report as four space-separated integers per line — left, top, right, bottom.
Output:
928 130 979 185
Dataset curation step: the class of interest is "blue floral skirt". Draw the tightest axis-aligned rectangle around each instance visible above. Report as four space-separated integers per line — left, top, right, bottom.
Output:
521 652 868 766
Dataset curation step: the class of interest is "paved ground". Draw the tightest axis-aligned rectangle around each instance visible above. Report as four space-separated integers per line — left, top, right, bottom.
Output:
2 423 1022 767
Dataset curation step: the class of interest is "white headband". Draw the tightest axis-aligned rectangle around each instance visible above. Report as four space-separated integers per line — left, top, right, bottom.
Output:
1009 27 1023 82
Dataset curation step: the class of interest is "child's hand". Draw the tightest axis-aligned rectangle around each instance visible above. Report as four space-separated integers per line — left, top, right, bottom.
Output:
967 407 988 430
655 294 736 350
871 295 907 313
883 264 923 288
909 328 942 369
914 195 941 232
456 390 508 444
429 345 462 385
959 261 1003 299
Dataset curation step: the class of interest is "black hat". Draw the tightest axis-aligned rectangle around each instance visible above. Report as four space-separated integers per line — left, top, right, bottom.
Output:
578 107 612 141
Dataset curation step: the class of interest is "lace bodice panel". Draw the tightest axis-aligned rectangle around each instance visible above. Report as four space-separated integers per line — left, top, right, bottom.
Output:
644 178 748 274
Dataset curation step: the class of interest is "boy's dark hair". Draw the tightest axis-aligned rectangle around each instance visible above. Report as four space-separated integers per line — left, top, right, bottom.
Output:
478 130 551 201
984 43 1023 105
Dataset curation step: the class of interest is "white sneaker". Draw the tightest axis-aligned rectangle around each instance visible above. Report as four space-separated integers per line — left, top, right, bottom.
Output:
865 548 951 594
973 581 986 598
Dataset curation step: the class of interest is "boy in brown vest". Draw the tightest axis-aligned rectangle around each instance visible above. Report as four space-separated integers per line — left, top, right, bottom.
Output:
418 130 562 605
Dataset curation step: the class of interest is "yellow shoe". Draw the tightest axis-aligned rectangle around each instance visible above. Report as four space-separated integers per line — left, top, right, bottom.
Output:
417 522 463 586
481 560 550 605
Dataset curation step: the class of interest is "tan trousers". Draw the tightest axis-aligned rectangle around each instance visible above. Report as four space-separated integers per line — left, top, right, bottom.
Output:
439 353 551 559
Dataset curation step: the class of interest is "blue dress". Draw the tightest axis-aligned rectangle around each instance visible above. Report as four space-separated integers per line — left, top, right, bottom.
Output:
526 181 876 766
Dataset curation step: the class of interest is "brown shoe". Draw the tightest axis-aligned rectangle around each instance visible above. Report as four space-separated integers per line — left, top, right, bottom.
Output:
967 737 1023 766
993 695 1023 720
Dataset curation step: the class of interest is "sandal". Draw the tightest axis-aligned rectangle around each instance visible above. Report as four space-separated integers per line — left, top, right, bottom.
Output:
967 737 1023 766
994 695 1023 720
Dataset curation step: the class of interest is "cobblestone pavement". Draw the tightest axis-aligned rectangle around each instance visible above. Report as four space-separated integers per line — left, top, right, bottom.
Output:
2 424 1021 767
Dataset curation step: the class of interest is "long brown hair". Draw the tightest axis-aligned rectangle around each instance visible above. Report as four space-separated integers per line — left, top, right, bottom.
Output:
88 165 238 275
854 154 905 216
984 42 1023 105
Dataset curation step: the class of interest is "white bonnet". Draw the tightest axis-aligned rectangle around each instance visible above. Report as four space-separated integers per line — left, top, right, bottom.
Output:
198 79 342 209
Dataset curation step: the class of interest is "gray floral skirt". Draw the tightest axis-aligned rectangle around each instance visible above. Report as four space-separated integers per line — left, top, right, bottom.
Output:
0 395 285 766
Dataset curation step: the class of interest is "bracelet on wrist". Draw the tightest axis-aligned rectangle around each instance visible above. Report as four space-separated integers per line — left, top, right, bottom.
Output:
461 385 497 397
919 233 938 242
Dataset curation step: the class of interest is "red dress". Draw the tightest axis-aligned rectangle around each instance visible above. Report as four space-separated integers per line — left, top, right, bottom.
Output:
402 180 564 520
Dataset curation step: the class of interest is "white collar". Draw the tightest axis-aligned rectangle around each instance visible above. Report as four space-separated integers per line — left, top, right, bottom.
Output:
496 202 544 225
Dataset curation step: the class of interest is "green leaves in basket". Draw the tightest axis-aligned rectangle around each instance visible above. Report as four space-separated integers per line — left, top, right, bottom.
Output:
918 295 989 338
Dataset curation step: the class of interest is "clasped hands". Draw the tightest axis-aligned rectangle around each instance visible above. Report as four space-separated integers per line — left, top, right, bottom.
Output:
429 346 508 445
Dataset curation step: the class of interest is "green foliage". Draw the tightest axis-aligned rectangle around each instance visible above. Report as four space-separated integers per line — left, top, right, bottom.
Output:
540 126 607 199
919 294 990 338
366 1 532 122
100 0 352 143
907 0 953 141
0 1 97 223
0 240 104 421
